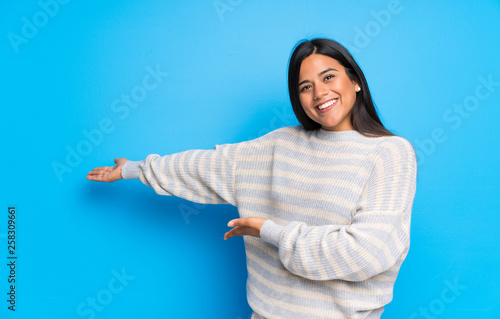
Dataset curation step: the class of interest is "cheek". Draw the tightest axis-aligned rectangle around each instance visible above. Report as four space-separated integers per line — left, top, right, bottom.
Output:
348 91 358 105
333 80 350 93
338 82 356 103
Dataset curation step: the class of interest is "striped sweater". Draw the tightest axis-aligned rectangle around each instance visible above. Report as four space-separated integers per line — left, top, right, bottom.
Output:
121 126 417 319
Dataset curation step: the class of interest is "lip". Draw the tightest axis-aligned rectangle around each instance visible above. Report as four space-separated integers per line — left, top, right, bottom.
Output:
316 98 338 113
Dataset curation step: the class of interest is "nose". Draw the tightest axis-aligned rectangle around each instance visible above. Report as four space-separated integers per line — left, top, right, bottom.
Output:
313 82 328 100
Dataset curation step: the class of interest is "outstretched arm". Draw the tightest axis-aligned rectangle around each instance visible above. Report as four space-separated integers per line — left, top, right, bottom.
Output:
87 143 241 206
87 158 129 183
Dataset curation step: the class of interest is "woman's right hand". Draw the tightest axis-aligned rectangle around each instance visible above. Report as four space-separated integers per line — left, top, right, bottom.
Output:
86 158 129 183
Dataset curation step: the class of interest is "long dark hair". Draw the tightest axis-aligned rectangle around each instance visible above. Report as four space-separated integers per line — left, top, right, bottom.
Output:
287 38 394 137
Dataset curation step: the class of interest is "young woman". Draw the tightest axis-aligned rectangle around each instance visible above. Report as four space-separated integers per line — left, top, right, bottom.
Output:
87 38 417 319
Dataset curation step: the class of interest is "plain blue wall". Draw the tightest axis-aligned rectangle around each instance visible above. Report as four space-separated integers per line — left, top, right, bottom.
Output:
1 0 499 318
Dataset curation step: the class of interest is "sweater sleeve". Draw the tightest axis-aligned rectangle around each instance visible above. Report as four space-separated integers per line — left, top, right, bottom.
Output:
121 143 241 206
259 137 417 282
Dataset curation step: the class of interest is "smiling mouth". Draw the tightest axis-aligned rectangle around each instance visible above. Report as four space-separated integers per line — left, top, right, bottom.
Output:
317 98 338 110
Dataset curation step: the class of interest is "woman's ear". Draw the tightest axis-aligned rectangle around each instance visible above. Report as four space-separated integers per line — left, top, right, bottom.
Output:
351 78 360 89
353 82 361 92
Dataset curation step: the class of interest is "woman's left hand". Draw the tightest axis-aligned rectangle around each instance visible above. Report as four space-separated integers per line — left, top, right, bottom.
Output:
224 217 267 240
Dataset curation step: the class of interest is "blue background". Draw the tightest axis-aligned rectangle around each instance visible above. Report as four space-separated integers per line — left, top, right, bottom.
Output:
1 0 499 318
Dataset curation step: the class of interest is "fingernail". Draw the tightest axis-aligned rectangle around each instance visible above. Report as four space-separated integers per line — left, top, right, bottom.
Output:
228 221 234 227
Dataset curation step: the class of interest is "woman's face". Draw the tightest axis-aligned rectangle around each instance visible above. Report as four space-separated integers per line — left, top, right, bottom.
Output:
298 54 360 131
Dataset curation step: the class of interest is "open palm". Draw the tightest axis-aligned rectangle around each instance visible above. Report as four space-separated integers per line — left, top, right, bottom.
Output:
87 158 129 183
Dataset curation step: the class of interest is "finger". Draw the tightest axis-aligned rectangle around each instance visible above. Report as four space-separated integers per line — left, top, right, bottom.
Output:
87 171 100 178
227 218 245 227
87 171 110 181
224 226 256 240
93 167 113 175
86 174 102 181
87 172 105 180
227 218 258 228
87 170 105 177
224 227 242 240
89 167 111 174
224 226 241 240
87 168 102 175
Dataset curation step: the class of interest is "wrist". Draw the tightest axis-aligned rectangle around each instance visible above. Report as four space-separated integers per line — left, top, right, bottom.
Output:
260 220 285 248
121 160 142 180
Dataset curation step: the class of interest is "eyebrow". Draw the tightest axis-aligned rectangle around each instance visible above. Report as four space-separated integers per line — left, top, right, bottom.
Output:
298 68 338 87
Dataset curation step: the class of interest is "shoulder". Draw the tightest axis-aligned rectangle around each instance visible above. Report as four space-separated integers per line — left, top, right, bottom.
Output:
242 125 306 144
215 126 305 155
369 135 417 168
229 126 309 157
261 125 306 138
375 135 415 153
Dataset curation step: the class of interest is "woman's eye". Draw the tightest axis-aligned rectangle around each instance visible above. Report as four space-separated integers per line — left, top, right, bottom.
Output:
324 74 334 81
300 85 311 92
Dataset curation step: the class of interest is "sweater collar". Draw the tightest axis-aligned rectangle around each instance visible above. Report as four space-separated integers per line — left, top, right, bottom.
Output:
314 128 366 142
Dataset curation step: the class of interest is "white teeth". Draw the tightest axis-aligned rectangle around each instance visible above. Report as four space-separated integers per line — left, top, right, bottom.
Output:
318 99 337 110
